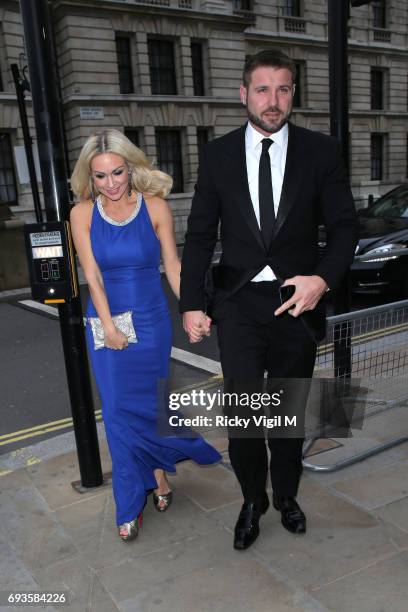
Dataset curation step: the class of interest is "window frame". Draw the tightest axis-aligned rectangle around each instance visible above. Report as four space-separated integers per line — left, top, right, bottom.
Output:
406 134 408 179
370 68 385 111
0 132 18 206
282 0 301 17
191 40 205 97
372 0 387 29
370 133 385 181
196 127 210 165
0 23 6 92
115 33 134 94
124 128 142 149
293 61 305 109
233 0 253 11
148 38 178 96
155 129 184 193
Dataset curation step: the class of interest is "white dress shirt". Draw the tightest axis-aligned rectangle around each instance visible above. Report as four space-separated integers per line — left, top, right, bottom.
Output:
245 121 289 281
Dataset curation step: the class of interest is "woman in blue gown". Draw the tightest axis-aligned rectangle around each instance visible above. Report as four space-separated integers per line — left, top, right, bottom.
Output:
70 130 221 541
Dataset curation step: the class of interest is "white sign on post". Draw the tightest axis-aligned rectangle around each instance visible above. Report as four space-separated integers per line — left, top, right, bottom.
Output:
14 144 42 184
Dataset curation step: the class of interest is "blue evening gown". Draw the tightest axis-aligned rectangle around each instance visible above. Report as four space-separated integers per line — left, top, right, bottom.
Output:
86 194 221 525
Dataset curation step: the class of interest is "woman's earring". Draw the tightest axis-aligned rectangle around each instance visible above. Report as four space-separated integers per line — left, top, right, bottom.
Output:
90 179 98 202
128 178 132 197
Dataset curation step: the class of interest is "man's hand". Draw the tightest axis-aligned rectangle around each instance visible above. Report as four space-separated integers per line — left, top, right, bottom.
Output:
274 275 328 318
183 310 211 343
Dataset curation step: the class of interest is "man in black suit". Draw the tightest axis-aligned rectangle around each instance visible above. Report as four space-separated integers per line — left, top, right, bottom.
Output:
180 50 358 550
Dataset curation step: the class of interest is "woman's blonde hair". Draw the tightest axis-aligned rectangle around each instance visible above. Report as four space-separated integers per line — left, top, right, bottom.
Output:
70 129 173 200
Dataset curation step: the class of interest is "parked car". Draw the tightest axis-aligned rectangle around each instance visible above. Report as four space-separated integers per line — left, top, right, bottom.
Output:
351 184 408 296
318 184 408 297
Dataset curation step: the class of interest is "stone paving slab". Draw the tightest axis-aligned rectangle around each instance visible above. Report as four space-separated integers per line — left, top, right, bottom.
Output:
116 556 325 612
305 440 408 487
331 460 408 510
2 430 408 611
208 481 408 592
374 495 408 533
171 460 242 511
0 532 40 593
311 550 408 612
55 483 225 570
33 556 119 612
25 450 111 511
0 472 77 573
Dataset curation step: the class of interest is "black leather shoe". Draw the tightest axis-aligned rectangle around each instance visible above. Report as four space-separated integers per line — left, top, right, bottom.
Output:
233 494 269 550
273 494 306 534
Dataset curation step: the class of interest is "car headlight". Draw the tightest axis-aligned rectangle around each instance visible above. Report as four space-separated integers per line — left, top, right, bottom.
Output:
359 243 407 263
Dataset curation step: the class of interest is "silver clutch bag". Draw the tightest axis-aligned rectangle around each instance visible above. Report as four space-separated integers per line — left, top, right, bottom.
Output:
88 310 137 350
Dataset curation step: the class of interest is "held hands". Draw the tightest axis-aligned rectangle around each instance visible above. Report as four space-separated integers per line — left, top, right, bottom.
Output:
183 310 212 343
274 275 328 318
104 326 129 350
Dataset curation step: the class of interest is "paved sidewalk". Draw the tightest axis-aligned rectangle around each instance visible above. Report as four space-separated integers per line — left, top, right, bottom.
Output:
1 417 408 612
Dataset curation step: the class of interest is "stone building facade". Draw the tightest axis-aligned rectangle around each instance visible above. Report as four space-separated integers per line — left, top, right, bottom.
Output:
1 0 408 240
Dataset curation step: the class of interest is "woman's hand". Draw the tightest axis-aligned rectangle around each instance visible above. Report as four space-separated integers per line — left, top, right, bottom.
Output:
104 326 129 350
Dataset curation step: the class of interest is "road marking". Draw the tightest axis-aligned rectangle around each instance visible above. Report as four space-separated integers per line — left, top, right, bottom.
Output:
317 322 408 356
26 457 41 466
17 300 223 373
17 298 408 364
0 410 102 445
0 422 91 446
0 416 81 440
19 299 58 317
0 375 222 451
19 299 407 354
171 347 222 374
0 416 104 448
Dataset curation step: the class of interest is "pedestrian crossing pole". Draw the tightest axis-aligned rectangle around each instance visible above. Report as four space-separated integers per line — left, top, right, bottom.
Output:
19 0 104 489
328 0 354 379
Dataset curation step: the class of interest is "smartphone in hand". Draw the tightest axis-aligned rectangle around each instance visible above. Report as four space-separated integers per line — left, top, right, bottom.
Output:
279 284 296 305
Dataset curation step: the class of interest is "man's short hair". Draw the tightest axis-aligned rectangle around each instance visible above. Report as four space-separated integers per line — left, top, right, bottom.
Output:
242 50 296 88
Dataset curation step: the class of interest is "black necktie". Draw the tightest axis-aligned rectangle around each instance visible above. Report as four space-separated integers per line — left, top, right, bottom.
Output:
259 138 275 247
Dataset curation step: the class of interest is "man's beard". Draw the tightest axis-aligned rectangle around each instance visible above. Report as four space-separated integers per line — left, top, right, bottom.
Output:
247 106 291 134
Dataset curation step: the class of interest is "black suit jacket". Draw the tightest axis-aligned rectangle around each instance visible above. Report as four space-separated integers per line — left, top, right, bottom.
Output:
180 122 358 338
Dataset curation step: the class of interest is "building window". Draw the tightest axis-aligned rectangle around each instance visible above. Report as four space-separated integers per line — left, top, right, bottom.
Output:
233 0 253 10
115 35 134 94
0 133 17 205
148 39 177 95
124 129 140 148
371 133 384 181
406 134 408 178
372 0 386 28
191 42 205 96
371 69 384 110
0 24 4 92
282 0 301 16
156 130 184 193
197 128 209 165
293 62 305 108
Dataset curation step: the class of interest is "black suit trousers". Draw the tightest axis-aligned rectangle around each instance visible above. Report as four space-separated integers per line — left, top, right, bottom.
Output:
216 284 317 501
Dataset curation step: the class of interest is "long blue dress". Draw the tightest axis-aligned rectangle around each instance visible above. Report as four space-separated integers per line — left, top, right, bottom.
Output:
86 194 221 525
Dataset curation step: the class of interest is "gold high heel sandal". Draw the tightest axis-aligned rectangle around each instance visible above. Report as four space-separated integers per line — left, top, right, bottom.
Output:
153 491 173 512
118 513 143 542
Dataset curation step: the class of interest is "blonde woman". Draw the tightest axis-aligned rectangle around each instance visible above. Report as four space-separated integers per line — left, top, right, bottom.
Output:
70 130 220 541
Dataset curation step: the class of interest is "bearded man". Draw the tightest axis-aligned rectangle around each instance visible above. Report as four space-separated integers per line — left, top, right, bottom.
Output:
180 50 358 550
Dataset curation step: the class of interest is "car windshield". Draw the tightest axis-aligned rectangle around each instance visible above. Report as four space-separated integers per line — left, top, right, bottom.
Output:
367 185 408 219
